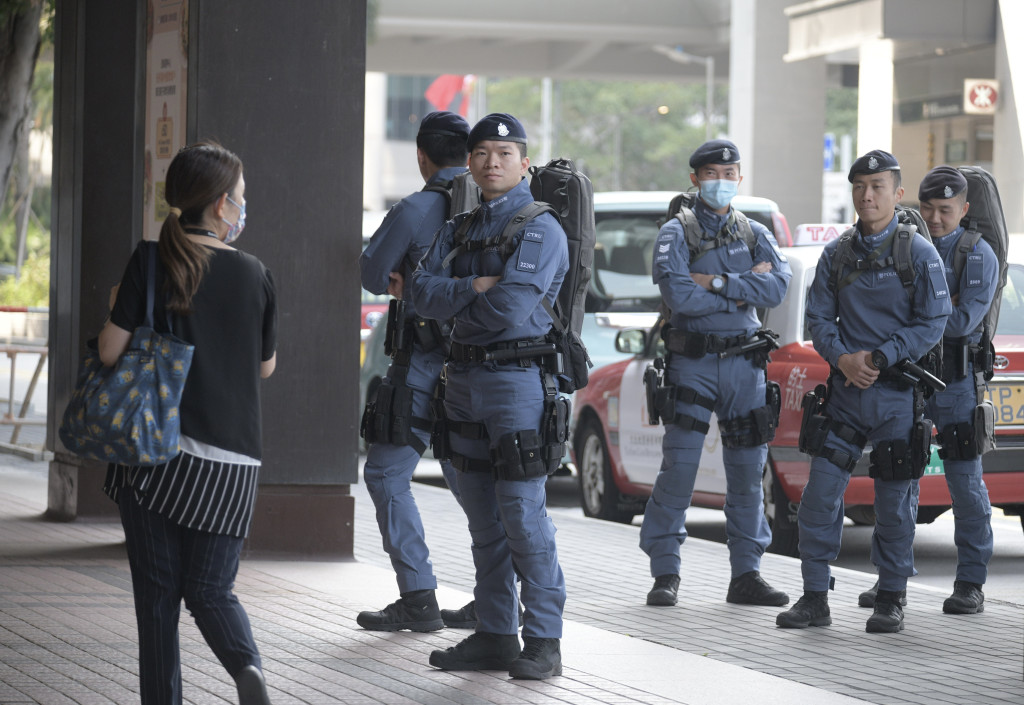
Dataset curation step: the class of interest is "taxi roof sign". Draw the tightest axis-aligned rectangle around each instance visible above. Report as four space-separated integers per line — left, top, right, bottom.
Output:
793 223 850 246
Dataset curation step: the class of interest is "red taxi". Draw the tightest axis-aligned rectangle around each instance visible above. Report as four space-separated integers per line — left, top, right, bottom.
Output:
571 238 1024 556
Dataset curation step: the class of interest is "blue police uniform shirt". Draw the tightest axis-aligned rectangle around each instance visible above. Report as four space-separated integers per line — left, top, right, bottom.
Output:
806 214 951 370
652 198 791 337
411 178 569 345
359 165 467 318
931 226 998 343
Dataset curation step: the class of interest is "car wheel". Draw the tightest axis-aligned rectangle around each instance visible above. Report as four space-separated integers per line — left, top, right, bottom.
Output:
844 505 876 526
574 418 635 524
763 465 800 557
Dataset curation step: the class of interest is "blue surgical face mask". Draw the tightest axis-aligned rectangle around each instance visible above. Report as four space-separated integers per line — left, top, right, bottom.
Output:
222 196 246 244
698 179 739 210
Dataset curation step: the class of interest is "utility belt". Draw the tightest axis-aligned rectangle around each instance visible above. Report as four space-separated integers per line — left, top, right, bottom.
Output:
359 364 435 455
641 356 781 447
447 337 560 371
941 338 991 383
798 381 932 479
432 384 570 481
661 327 779 368
385 299 450 365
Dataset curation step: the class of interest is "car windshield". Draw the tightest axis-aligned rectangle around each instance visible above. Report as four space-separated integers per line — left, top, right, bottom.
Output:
996 263 1024 336
589 211 663 312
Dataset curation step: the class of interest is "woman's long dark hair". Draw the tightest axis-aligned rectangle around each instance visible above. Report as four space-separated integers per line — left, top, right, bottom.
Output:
159 141 243 314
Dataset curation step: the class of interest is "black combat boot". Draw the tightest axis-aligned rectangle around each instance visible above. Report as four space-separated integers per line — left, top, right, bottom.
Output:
356 590 444 632
646 574 680 606
857 579 907 608
440 599 525 629
775 591 831 628
726 571 790 606
865 589 905 633
942 580 985 614
429 632 521 671
509 637 562 680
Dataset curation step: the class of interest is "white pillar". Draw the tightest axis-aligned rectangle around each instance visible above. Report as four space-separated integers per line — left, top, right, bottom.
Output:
729 0 827 227
362 72 386 211
995 0 1024 232
856 39 894 154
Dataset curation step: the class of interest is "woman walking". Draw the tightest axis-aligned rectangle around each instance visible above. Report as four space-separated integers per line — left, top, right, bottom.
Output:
99 142 277 705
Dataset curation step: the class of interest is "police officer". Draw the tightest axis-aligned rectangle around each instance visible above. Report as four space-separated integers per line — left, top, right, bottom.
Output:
860 166 997 615
357 111 471 632
642 139 792 609
411 113 568 680
776 150 951 633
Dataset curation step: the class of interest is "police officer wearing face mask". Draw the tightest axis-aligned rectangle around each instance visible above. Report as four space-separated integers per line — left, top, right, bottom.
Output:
411 113 568 680
858 166 997 615
777 150 951 633
641 139 792 610
357 111 472 633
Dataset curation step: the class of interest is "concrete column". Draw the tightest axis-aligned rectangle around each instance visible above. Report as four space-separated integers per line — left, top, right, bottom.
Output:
729 0 827 228
48 1 366 558
857 39 895 154
995 0 1024 232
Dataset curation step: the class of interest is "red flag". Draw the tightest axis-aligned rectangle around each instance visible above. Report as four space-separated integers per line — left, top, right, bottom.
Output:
425 75 464 112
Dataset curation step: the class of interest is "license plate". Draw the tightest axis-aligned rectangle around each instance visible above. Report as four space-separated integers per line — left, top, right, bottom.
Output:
982 382 1024 427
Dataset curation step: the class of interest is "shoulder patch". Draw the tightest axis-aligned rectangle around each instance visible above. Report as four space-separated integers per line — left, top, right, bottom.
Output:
926 259 949 299
523 230 544 243
965 253 984 288
517 240 542 272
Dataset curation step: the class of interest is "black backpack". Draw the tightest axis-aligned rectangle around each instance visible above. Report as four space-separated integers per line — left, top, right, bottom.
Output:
443 158 596 392
954 165 1009 378
422 170 481 219
664 191 757 265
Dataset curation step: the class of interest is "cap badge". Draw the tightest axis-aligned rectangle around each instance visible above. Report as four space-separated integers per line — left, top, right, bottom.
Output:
722 148 731 160
497 122 509 137
944 185 953 198
868 156 878 170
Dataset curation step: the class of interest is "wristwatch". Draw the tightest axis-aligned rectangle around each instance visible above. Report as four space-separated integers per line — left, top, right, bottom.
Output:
871 349 888 371
710 275 726 295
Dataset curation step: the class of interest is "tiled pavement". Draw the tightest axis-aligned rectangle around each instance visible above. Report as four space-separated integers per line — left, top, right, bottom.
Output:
1 452 1021 705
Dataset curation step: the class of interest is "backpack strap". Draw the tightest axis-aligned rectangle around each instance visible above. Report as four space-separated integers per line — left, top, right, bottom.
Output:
892 224 916 291
675 207 757 265
829 226 901 294
951 227 983 283
440 202 556 270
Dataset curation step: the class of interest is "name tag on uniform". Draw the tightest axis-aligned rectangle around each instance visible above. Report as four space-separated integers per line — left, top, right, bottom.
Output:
927 259 949 298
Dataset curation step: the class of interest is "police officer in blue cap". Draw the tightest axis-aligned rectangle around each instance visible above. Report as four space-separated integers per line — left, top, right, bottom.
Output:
357 111 472 632
859 165 997 615
777 150 951 633
641 138 792 609
412 113 568 679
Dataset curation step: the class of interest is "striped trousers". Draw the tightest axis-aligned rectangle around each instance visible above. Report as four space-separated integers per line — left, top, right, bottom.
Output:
119 489 261 705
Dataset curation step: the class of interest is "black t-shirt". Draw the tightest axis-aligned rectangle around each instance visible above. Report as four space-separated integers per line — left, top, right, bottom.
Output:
111 241 277 459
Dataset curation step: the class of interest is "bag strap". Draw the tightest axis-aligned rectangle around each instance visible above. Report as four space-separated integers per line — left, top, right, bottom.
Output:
145 242 157 329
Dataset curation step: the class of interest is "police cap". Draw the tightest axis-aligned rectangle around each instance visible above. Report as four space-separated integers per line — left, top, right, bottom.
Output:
689 139 741 169
418 111 470 140
848 149 900 182
918 165 968 201
467 113 528 150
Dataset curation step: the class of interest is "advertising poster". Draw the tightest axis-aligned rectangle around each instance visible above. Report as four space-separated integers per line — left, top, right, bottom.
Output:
143 0 188 240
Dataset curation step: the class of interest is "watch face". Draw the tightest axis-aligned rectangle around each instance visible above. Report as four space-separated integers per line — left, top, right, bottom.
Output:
712 276 724 291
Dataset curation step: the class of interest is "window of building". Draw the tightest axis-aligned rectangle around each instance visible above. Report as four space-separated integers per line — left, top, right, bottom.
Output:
386 75 435 142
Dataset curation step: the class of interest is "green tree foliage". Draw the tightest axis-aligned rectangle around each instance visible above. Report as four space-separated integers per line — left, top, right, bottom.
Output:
486 78 727 192
0 249 47 306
